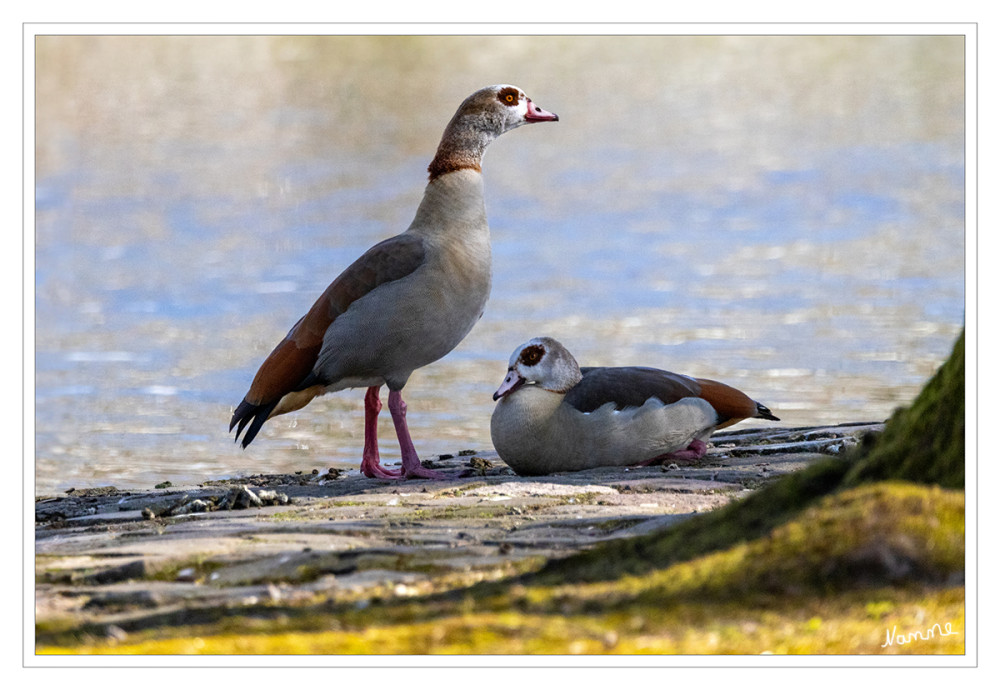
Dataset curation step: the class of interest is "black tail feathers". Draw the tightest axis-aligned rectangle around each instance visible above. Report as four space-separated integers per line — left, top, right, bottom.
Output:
755 402 780 421
230 398 278 448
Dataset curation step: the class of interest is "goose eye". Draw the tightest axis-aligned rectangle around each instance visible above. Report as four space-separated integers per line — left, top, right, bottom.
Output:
520 344 544 366
497 87 520 106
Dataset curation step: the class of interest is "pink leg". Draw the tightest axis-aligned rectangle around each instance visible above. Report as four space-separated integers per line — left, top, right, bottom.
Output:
636 439 710 466
387 390 447 480
359 386 401 479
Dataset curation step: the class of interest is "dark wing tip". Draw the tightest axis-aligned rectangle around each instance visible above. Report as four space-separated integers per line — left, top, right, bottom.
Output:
755 402 780 421
230 399 278 448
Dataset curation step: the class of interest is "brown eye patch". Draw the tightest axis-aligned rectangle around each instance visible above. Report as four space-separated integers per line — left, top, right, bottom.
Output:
497 87 520 106
520 344 545 366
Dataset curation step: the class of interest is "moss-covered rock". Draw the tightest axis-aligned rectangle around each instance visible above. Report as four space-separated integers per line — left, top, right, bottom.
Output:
650 482 965 599
844 330 964 489
535 455 852 583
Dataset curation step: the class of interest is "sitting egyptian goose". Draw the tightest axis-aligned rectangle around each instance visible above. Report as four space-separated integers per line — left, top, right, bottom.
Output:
231 85 558 480
490 337 779 476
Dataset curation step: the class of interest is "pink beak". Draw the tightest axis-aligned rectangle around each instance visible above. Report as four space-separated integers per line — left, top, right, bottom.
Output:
493 370 526 400
525 99 559 122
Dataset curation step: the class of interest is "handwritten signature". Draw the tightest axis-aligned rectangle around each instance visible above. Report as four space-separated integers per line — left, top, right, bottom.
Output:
882 622 960 648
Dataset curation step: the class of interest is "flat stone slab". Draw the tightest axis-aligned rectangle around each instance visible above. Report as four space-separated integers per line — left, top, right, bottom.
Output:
34 423 881 643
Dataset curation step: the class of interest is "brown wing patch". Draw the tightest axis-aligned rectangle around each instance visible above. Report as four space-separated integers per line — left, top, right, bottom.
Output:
695 378 758 428
244 334 322 406
242 234 426 406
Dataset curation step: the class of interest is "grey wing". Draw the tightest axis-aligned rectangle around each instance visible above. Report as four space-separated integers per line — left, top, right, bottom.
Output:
565 367 703 413
231 233 426 446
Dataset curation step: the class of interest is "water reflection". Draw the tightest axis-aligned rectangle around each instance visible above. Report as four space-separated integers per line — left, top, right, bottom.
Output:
34 35 965 492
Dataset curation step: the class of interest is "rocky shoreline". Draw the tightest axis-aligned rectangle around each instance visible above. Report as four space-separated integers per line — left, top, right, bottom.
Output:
34 422 884 650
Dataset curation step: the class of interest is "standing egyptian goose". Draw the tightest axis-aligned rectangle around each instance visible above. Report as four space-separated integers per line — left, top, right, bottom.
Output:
231 85 558 480
490 337 779 476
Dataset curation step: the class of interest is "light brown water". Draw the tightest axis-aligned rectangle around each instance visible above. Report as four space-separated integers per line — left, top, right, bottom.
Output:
34 35 965 493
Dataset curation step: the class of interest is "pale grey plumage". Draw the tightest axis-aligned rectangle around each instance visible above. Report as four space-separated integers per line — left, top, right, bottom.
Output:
231 85 558 480
491 337 777 476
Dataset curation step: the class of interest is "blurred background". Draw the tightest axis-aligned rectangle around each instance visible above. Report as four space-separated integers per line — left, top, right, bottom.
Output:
33 34 966 492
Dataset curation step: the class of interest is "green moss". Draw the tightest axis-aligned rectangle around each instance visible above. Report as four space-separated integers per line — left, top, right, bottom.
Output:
36 482 964 655
500 482 963 620
845 330 965 489
627 483 964 601
265 510 308 521
590 518 647 533
397 504 537 521
37 582 965 655
537 455 852 583
436 482 488 497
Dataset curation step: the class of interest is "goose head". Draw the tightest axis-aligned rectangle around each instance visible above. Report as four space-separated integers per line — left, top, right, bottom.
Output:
453 84 558 133
429 85 558 180
493 336 582 401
